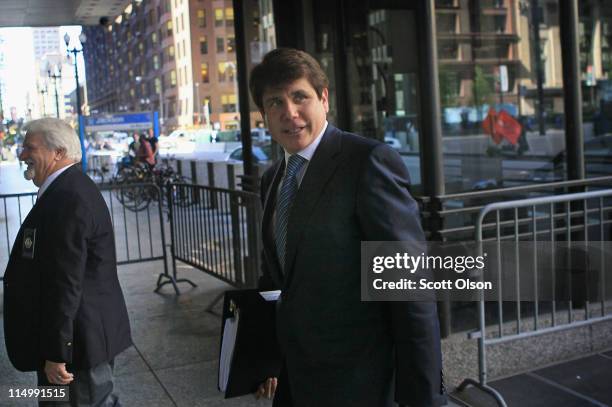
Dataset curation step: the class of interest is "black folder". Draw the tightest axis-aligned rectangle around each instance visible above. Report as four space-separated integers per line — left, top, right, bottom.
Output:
218 289 282 398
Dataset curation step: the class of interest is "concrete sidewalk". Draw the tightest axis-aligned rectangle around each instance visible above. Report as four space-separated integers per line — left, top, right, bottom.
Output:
451 349 612 406
2 256 610 406
0 261 273 407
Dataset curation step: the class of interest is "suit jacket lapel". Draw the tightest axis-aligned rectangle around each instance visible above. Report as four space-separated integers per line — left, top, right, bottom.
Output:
21 165 77 225
261 159 285 286
284 125 342 284
34 164 78 208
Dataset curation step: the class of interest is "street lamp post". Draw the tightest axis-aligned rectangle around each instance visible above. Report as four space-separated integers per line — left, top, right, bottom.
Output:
64 32 87 116
38 83 48 116
194 82 200 125
158 81 164 133
47 64 61 119
64 32 88 171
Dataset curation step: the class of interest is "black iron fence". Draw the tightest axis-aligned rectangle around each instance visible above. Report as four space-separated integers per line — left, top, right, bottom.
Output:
0 184 169 280
159 183 261 295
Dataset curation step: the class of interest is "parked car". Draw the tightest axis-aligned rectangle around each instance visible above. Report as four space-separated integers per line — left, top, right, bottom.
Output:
250 128 272 143
218 128 272 144
384 136 402 150
160 129 217 151
227 144 272 163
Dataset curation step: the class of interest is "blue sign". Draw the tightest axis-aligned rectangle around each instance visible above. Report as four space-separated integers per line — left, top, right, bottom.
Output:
84 112 155 132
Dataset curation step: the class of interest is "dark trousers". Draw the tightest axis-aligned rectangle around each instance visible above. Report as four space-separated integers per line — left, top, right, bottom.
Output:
272 363 398 407
37 360 120 407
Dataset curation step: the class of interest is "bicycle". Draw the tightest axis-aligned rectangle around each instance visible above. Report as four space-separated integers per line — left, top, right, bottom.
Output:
112 159 193 211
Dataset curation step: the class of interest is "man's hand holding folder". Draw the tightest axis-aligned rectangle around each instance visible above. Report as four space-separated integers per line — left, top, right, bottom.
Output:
255 377 277 400
218 289 282 399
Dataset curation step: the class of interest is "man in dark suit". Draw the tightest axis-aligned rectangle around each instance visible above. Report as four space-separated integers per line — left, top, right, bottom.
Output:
251 48 445 406
3 118 132 406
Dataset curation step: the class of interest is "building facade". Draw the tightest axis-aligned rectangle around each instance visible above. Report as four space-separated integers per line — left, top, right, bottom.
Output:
32 27 61 60
83 0 252 133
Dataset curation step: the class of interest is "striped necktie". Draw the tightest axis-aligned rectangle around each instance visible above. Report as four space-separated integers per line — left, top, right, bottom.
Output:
275 154 307 271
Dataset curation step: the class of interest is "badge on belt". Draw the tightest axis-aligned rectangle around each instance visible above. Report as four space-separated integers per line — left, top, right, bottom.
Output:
22 228 36 259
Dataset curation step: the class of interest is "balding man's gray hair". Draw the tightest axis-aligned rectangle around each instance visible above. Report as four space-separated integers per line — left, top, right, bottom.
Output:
23 118 82 162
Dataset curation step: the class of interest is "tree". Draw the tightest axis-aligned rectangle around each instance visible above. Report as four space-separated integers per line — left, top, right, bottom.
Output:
439 65 458 108
472 66 494 107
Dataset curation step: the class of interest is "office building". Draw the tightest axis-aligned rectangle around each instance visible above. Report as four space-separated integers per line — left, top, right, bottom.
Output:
83 0 260 133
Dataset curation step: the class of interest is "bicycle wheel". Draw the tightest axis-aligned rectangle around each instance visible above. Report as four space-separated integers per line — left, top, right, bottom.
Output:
164 175 194 208
112 166 153 212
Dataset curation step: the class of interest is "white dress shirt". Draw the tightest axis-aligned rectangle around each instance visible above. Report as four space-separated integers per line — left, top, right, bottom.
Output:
273 121 328 229
281 120 328 187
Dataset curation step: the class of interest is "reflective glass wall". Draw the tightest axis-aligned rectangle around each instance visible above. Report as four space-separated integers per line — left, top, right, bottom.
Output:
579 1 612 179
436 0 566 193
267 0 424 190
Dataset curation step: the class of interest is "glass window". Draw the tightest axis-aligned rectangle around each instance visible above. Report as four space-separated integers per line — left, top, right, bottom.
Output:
155 77 161 94
151 32 157 44
197 10 206 27
166 20 173 37
200 36 208 54
168 98 175 116
217 62 235 82
227 36 235 53
225 7 234 26
217 37 225 52
153 55 160 70
437 0 565 192
170 69 176 86
218 62 226 82
579 1 612 178
215 8 224 27
222 93 237 112
201 63 209 82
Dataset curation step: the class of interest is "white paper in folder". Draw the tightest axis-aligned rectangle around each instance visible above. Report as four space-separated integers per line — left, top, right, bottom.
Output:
219 311 239 392
218 290 280 393
259 290 281 302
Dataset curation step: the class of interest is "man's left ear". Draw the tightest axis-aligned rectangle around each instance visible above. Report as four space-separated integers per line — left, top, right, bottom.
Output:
55 148 67 161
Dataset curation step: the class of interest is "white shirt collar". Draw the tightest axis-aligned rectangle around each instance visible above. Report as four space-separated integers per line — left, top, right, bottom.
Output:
37 163 74 199
283 121 328 164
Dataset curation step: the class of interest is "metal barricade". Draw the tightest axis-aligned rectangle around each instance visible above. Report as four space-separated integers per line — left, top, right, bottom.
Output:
0 183 169 282
457 189 612 406
160 183 262 296
0 192 37 278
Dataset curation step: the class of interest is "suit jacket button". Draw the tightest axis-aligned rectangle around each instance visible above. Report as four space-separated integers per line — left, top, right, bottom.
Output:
66 342 72 347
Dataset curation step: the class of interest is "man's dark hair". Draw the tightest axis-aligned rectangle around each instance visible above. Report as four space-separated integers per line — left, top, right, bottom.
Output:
249 48 329 111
